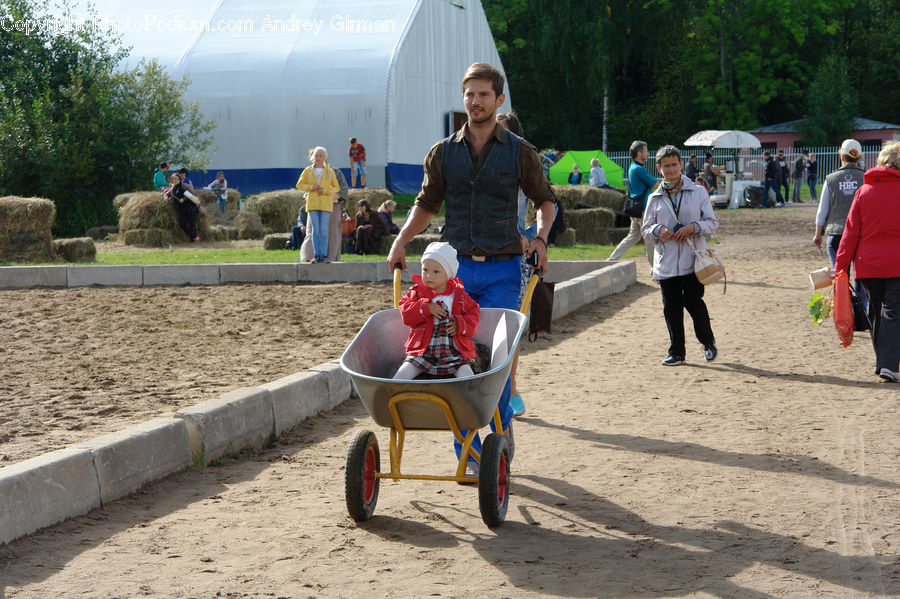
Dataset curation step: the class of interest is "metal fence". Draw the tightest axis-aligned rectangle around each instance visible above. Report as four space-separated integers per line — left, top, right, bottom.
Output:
604 145 881 191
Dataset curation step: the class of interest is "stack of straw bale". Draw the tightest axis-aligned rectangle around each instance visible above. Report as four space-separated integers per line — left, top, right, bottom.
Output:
116 191 211 246
242 190 304 233
0 196 58 263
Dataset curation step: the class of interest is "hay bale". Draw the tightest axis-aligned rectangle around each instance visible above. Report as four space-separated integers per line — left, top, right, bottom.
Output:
122 228 172 247
196 188 241 222
112 192 139 212
234 211 265 240
405 233 442 256
85 225 118 240
347 188 393 218
264 233 291 250
555 228 576 247
118 192 211 245
243 190 304 232
549 185 626 212
0 196 58 263
208 225 238 242
565 208 616 244
52 237 97 262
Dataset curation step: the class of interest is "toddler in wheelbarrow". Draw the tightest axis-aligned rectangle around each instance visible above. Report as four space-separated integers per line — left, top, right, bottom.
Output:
340 242 543 527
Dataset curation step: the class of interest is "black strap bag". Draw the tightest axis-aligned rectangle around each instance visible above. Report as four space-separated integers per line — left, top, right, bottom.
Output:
851 286 870 332
622 196 643 218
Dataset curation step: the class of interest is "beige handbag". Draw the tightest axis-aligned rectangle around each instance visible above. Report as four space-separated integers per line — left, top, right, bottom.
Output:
659 196 726 290
689 238 726 289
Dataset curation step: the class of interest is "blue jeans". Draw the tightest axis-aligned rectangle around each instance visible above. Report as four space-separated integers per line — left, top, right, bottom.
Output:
453 255 521 462
216 196 226 214
308 210 329 259
762 179 781 207
807 175 818 201
792 177 802 203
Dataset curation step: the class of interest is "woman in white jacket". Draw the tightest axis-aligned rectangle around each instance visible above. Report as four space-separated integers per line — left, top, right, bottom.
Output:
641 145 719 366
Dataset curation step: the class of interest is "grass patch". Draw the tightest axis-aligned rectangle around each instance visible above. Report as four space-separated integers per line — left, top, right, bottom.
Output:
87 242 641 265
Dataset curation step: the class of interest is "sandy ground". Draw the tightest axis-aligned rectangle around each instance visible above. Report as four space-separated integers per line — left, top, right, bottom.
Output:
1 204 899 598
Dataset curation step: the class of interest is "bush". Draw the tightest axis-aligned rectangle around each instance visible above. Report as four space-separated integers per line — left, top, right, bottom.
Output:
0 196 58 263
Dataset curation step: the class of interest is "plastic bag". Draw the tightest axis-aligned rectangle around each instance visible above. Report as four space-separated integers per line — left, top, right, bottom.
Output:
833 271 853 347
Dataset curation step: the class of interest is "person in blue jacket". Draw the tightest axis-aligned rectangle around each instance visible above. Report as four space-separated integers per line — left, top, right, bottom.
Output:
609 140 659 262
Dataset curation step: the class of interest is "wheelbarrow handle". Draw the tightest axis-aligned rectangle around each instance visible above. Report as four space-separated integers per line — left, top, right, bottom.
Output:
393 263 403 308
519 252 544 315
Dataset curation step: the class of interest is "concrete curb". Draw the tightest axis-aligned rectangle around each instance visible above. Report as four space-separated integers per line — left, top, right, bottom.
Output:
0 259 635 546
76 418 192 506
174 387 276 466
1 259 628 289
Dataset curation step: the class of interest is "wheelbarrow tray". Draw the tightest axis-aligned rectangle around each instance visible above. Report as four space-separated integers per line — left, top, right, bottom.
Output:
340 307 527 431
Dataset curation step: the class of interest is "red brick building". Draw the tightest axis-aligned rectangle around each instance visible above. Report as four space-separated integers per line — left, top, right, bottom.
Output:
749 117 900 149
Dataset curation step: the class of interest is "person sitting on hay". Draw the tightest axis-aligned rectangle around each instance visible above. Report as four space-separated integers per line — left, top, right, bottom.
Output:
164 172 201 243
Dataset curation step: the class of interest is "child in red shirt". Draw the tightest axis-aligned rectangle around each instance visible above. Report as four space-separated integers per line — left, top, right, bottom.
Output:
394 242 479 379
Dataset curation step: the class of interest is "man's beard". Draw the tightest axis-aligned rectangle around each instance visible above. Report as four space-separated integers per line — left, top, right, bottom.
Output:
468 108 495 124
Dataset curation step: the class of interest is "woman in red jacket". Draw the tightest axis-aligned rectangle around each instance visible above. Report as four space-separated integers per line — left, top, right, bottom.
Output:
835 141 900 382
393 242 480 380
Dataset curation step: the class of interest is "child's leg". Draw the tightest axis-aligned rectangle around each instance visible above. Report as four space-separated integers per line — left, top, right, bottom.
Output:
394 362 424 380
454 364 474 378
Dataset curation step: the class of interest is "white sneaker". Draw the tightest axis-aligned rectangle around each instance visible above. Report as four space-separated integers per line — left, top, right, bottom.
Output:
879 368 900 383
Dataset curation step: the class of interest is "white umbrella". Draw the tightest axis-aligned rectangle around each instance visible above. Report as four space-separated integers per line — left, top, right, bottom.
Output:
683 130 761 149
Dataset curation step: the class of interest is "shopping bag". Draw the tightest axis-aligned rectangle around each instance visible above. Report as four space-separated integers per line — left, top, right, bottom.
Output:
832 271 854 347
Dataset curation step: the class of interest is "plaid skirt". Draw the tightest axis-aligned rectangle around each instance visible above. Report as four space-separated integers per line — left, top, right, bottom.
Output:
404 317 470 375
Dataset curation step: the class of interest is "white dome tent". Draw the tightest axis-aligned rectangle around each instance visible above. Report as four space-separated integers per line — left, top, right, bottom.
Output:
66 0 511 193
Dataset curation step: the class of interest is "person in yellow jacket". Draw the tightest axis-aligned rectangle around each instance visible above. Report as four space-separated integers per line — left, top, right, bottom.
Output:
296 146 340 263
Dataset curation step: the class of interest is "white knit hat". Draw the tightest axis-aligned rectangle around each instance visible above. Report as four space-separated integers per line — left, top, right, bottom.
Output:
422 241 458 279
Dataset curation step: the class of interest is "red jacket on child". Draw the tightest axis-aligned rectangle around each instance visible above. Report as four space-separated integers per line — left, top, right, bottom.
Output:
398 276 480 360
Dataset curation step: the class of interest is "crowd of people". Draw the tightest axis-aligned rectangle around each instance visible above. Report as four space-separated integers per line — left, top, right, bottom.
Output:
150 63 898 390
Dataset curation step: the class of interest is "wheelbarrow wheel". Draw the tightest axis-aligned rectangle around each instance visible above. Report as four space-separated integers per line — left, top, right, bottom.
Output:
478 433 510 527
345 429 380 522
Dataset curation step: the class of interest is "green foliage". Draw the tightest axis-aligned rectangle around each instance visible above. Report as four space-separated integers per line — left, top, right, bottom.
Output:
483 0 896 151
808 292 832 325
799 53 858 146
0 0 216 236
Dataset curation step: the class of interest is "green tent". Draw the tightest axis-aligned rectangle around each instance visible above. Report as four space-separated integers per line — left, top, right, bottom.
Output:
548 150 624 189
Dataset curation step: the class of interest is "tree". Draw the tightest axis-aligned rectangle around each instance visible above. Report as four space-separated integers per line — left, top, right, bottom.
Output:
0 0 215 236
799 53 858 146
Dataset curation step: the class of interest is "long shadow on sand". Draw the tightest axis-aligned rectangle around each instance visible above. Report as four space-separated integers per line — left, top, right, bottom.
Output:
360 474 898 598
526 418 898 489
686 361 889 390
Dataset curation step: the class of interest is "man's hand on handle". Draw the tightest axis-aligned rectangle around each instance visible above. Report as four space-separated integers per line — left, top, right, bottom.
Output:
387 240 407 273
526 237 549 274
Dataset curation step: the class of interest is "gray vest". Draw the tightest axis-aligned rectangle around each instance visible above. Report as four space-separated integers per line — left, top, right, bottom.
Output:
440 129 521 254
824 164 865 236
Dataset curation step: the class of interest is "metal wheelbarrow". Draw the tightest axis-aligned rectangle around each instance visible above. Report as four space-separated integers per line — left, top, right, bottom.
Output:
339 263 541 527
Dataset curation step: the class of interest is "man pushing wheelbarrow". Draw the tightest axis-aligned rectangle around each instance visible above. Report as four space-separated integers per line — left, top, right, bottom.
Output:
387 62 557 474
340 62 555 528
